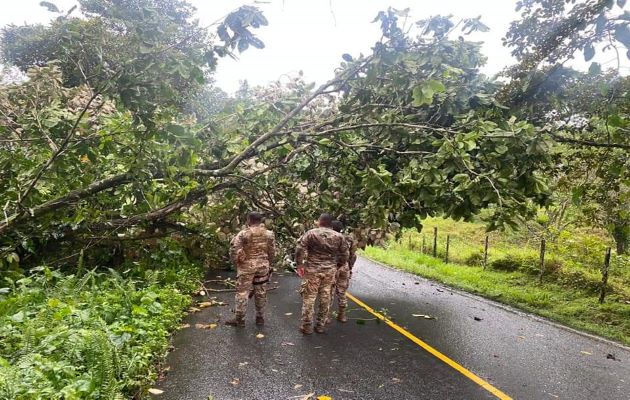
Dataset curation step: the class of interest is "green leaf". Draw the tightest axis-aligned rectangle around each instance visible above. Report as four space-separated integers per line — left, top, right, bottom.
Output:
412 86 428 106
614 24 630 48
588 62 601 75
583 44 595 61
249 36 265 49
39 1 59 13
10 311 25 323
495 145 508 154
427 80 445 93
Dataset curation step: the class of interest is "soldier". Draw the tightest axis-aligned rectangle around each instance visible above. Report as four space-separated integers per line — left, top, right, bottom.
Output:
329 220 358 323
295 213 349 334
225 211 275 327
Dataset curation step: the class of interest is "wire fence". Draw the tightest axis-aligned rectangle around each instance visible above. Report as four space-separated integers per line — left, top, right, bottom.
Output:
399 227 629 304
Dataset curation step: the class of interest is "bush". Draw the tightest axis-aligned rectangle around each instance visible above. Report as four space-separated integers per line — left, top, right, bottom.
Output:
557 268 604 294
489 254 534 272
489 253 562 276
464 250 485 266
0 245 201 400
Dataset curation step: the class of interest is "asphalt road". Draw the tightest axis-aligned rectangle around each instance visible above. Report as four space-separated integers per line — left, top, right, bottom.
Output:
152 257 630 400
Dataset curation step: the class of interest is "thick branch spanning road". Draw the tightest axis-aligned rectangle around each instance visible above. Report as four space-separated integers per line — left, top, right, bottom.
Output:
152 257 630 400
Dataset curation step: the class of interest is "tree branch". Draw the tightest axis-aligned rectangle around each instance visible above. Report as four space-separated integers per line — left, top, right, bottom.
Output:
549 133 630 150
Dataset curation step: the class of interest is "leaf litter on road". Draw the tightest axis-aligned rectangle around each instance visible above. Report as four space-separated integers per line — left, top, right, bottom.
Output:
195 323 218 330
412 314 436 320
289 393 315 400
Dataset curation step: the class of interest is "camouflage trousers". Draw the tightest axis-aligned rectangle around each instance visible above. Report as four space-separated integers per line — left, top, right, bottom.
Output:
300 267 336 327
234 267 268 318
330 265 351 309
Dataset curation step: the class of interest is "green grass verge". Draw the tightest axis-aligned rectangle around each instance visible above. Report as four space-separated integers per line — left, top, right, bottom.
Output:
364 245 630 347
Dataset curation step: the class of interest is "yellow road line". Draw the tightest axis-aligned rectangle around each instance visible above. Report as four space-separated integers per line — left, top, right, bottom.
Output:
346 292 513 400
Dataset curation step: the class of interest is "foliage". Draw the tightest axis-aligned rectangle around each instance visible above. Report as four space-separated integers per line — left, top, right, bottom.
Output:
401 216 629 294
0 240 201 399
501 0 630 106
0 6 564 272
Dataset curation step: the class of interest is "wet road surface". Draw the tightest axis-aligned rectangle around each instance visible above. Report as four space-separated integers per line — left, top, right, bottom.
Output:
152 257 630 400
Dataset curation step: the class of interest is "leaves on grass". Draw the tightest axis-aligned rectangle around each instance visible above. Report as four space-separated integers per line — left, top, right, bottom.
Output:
179 323 191 329
580 351 592 355
148 388 164 395
293 384 303 390
317 396 333 400
282 341 295 346
230 378 240 386
188 307 201 313
285 312 293 316
256 333 265 339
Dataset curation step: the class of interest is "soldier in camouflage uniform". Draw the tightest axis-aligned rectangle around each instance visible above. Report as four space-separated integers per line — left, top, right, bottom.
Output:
295 213 349 334
329 220 358 323
225 212 275 327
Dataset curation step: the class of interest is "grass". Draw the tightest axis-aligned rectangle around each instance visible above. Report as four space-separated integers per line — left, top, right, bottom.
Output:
365 218 630 347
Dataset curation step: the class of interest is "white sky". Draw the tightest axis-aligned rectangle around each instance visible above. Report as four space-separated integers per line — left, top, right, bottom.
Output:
1 0 627 93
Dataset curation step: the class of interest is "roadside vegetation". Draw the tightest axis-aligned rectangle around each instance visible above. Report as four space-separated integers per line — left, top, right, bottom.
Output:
365 216 630 346
0 0 629 397
0 241 201 399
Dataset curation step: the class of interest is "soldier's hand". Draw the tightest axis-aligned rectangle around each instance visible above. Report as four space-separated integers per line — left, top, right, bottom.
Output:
296 267 305 278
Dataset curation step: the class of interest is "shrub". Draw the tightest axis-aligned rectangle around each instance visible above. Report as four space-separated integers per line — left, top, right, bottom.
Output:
0 248 201 399
490 253 562 276
489 254 534 272
464 250 485 266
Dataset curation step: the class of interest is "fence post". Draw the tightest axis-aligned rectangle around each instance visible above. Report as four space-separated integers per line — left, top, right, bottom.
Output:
538 238 546 283
483 235 489 269
599 247 612 304
433 227 438 258
422 234 426 254
445 235 450 263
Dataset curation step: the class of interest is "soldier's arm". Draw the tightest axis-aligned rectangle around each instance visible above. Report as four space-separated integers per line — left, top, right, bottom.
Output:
229 231 245 265
348 238 358 269
295 232 309 267
337 236 349 268
267 231 276 266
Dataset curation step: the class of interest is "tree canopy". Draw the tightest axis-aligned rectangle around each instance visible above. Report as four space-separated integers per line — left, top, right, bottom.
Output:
1 0 629 270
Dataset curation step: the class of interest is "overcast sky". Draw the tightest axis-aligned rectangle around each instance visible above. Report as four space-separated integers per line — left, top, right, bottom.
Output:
1 0 626 93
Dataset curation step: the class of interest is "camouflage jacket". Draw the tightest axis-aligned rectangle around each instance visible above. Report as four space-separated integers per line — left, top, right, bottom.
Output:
296 227 349 270
230 224 275 273
345 234 358 269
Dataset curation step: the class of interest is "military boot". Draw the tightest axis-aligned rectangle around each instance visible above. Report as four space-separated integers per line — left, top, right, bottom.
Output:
314 324 326 334
225 314 245 327
255 315 264 326
336 307 348 323
299 324 313 335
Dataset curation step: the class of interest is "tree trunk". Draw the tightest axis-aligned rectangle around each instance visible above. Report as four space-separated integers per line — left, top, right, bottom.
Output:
615 236 627 255
613 226 627 255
